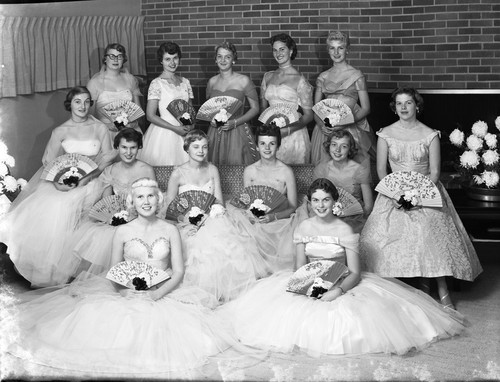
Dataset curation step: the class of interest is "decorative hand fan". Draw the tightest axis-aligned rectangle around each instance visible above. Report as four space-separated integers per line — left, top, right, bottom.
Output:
106 260 171 290
312 99 355 127
164 190 217 221
286 260 349 297
196 96 243 122
89 194 129 225
258 103 300 126
101 100 145 128
375 171 443 207
230 185 288 213
167 99 196 125
41 153 97 184
336 187 364 217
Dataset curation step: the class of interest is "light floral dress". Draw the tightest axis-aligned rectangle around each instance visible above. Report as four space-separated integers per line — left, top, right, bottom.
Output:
359 129 482 281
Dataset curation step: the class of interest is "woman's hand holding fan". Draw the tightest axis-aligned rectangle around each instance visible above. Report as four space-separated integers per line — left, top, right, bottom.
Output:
258 103 300 129
41 154 98 190
167 99 196 127
312 99 355 136
101 100 145 131
196 96 243 128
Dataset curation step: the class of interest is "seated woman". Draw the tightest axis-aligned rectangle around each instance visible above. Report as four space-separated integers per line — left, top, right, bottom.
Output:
65 128 156 277
226 124 301 271
7 178 238 378
218 179 465 356
164 130 271 303
311 130 373 231
0 86 114 287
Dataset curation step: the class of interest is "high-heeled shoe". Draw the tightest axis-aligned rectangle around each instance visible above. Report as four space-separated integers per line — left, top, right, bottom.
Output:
440 293 456 310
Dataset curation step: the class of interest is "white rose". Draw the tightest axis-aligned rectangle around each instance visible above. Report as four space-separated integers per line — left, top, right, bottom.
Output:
466 135 483 152
460 150 480 169
471 120 488 138
188 206 205 217
271 116 287 128
449 129 464 146
484 133 497 149
3 175 19 192
495 116 500 131
17 178 27 189
482 150 500 166
482 171 500 188
214 109 229 123
209 204 226 218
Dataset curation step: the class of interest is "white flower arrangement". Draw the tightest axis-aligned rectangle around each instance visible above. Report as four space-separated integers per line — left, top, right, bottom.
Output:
187 206 205 226
213 109 229 126
59 166 82 185
209 204 226 218
324 112 341 127
0 138 26 217
249 198 270 218
450 118 500 189
110 210 129 226
331 201 343 216
271 116 287 128
114 110 129 127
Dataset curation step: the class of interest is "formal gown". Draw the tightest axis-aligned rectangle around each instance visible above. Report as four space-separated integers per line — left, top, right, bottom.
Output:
218 233 466 356
138 77 191 166
64 165 137 278
8 235 240 378
0 117 109 287
261 72 313 164
359 129 483 281
311 158 372 232
207 86 259 165
175 167 271 303
310 67 376 165
87 68 142 135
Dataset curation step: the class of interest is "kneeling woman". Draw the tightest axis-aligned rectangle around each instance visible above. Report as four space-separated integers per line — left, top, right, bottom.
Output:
8 178 237 378
218 178 465 356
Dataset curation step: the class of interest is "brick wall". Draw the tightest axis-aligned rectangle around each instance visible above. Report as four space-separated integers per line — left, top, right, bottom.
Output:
142 0 500 106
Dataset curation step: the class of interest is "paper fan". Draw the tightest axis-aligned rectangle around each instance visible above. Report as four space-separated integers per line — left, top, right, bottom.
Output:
167 99 196 125
164 190 217 221
89 194 128 224
337 187 364 217
101 100 145 123
258 103 300 126
375 171 443 207
196 96 243 122
106 260 171 290
41 153 97 183
230 185 288 212
312 99 355 127
286 260 349 297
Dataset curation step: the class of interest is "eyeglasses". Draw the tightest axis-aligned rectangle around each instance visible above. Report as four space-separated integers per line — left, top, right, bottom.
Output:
106 54 124 61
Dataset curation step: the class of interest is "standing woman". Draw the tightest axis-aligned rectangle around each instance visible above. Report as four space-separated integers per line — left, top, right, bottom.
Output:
360 88 482 309
138 42 194 166
206 41 259 165
310 31 376 166
87 43 142 136
260 33 313 164
0 86 114 287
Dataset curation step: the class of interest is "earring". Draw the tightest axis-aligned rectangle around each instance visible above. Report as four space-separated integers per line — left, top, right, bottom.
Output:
416 108 420 113
232 61 235 64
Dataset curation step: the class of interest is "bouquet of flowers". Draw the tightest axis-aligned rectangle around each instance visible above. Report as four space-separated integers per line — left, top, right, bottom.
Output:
449 117 500 189
110 210 129 226
213 109 229 127
0 139 26 217
249 198 270 218
164 190 217 227
396 190 420 211
106 260 171 290
101 100 145 131
258 103 300 127
89 194 129 225
41 153 98 187
312 99 355 136
187 206 206 226
331 201 343 216
60 166 82 186
167 99 196 126
196 96 242 126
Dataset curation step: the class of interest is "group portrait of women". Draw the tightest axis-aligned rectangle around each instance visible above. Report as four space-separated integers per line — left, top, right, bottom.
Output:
0 30 484 379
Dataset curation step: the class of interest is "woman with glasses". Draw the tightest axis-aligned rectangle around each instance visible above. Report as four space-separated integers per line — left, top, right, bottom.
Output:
87 43 142 136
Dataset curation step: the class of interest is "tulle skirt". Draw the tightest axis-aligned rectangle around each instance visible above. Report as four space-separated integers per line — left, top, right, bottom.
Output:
0 177 102 287
217 271 466 357
207 123 259 165
8 274 240 378
359 184 483 281
138 124 188 166
276 127 311 165
179 214 272 303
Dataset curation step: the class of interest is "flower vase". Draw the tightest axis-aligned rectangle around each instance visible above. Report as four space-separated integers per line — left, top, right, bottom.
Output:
463 185 500 202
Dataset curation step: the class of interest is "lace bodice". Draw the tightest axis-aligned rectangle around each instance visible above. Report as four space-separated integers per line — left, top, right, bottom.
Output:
148 77 193 126
123 237 170 270
377 130 440 176
61 139 101 157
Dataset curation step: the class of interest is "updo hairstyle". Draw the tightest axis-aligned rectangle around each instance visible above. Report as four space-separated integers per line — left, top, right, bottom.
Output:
326 31 350 48
215 41 238 62
255 123 282 148
307 178 339 202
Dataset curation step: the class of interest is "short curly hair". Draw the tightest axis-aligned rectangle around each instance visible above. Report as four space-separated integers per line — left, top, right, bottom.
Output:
157 41 182 63
270 33 297 60
64 86 93 111
215 41 238 62
323 130 358 160
255 123 282 148
113 128 143 150
183 129 209 152
307 178 339 202
389 87 424 115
